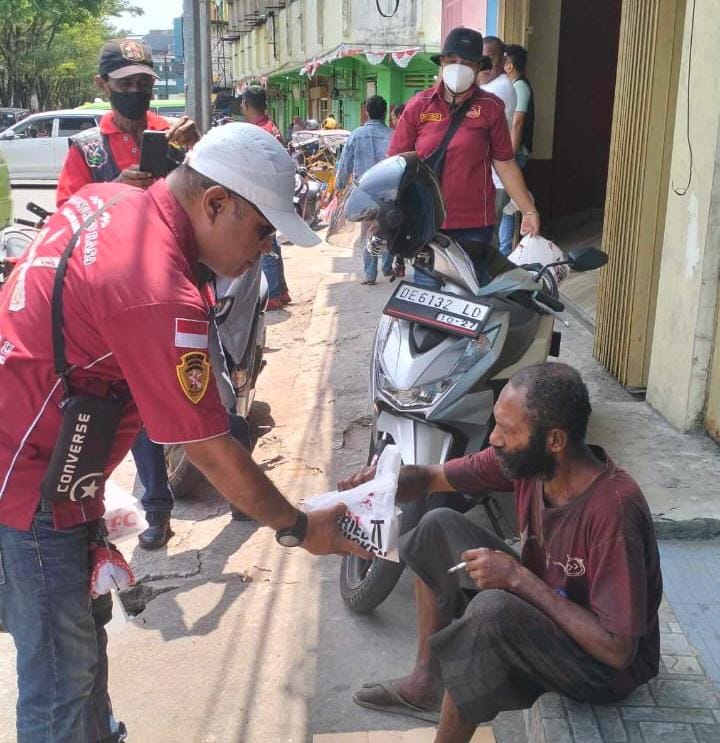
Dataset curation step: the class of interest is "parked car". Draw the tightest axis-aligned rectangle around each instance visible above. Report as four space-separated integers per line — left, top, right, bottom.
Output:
0 109 106 181
0 108 29 133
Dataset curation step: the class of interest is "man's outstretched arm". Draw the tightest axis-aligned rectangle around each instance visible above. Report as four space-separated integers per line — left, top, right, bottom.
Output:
185 433 369 558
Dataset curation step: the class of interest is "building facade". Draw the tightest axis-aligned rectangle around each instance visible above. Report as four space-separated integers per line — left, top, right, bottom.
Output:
224 0 441 134
489 0 720 444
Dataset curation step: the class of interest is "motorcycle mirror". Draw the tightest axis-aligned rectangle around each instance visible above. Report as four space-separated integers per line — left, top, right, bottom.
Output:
567 246 608 272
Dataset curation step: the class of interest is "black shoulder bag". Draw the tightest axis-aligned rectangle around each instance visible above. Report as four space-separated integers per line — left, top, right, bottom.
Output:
41 194 129 504
422 96 474 179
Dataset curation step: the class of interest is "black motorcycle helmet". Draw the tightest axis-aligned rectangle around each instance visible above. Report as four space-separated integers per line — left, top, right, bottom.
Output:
341 153 446 258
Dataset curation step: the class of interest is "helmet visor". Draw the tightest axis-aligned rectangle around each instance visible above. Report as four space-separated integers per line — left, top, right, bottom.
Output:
326 185 378 248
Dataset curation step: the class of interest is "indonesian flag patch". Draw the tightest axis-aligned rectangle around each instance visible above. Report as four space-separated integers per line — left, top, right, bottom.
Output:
175 318 209 349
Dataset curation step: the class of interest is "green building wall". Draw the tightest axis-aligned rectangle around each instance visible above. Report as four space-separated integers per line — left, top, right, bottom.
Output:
268 53 438 135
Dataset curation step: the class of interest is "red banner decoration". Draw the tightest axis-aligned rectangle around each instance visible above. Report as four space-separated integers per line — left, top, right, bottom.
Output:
299 45 425 77
391 48 420 68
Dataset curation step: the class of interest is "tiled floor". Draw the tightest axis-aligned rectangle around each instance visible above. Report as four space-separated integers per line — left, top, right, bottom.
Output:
659 541 720 690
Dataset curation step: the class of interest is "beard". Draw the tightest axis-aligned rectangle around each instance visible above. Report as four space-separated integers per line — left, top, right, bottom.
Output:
494 425 557 481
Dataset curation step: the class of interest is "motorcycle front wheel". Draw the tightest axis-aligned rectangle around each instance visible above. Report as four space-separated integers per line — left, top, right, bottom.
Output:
338 498 424 613
164 444 205 499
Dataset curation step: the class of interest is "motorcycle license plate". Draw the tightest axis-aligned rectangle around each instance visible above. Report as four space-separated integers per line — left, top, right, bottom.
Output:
383 281 490 338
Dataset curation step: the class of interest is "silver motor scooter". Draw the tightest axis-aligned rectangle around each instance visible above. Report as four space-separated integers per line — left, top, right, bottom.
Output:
330 156 607 613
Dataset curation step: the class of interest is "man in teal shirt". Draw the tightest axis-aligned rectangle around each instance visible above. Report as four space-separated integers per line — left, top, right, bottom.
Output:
500 44 535 256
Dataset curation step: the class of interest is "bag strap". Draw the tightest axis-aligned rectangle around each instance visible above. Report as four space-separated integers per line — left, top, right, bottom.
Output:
51 193 129 394
423 96 474 178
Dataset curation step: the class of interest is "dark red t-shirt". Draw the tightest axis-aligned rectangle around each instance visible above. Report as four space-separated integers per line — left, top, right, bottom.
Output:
445 446 662 691
56 111 170 208
388 83 514 230
0 180 229 530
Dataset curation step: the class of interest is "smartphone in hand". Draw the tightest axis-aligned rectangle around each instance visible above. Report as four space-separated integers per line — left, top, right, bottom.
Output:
139 131 169 177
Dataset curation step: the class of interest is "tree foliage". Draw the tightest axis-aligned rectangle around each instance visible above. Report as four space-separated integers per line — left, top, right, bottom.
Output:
0 0 142 109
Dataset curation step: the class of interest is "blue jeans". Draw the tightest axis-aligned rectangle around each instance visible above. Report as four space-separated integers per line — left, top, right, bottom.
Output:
131 429 173 514
261 238 288 299
0 503 119 742
498 153 529 256
413 226 496 289
363 246 394 282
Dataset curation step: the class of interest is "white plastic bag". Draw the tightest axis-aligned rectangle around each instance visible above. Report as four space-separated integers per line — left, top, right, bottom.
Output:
509 234 569 285
304 445 402 561
103 481 148 541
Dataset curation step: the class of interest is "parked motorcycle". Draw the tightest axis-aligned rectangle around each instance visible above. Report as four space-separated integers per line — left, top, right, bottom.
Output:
293 166 323 227
164 264 269 498
1 201 51 287
328 154 608 613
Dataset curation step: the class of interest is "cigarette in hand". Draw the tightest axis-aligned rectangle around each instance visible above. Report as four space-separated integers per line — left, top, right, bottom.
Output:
447 561 467 574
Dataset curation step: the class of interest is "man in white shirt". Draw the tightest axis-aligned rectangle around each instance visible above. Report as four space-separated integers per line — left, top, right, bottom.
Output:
478 36 517 248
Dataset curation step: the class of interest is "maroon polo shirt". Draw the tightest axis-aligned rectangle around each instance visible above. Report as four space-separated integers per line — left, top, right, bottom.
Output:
444 446 662 695
388 83 514 229
0 180 228 530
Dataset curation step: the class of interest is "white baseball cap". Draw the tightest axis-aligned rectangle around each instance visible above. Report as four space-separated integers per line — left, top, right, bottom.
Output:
186 122 321 247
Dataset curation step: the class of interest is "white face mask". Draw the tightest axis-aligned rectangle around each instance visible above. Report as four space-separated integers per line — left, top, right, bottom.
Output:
443 63 476 94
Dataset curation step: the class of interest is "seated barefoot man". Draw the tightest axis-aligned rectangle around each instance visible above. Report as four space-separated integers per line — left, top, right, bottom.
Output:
341 363 662 743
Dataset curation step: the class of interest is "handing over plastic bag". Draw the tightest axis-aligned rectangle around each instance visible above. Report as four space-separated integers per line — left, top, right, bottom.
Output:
304 446 402 561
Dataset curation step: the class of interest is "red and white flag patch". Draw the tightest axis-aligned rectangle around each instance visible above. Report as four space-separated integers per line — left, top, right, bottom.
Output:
174 318 209 349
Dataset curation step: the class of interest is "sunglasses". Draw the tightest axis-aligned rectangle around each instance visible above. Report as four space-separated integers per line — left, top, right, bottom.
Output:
221 187 276 243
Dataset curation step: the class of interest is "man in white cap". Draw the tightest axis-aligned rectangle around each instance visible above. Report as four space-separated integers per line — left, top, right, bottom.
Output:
0 123 362 743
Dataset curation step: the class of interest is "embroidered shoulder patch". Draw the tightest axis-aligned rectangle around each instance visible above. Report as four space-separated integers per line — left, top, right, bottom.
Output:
176 351 211 404
420 112 443 123
465 105 482 118
83 141 108 169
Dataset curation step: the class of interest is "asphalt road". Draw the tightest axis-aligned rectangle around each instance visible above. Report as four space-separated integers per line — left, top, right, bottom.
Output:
10 182 57 220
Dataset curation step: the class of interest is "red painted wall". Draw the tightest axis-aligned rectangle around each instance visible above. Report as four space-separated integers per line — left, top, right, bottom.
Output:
441 0 487 42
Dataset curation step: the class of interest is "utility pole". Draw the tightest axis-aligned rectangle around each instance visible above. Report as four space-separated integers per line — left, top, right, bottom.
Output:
183 0 212 132
164 52 169 99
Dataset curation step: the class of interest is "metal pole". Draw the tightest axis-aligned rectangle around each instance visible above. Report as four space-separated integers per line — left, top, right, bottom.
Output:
164 52 169 99
183 0 201 126
199 0 212 132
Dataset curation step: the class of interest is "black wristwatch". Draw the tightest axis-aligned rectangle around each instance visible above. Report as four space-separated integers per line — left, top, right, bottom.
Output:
275 510 309 548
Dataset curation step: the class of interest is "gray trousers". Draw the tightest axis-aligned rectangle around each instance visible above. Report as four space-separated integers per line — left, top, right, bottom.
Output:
400 509 630 725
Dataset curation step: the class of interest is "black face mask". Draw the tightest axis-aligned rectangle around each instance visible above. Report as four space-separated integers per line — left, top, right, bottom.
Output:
110 90 152 120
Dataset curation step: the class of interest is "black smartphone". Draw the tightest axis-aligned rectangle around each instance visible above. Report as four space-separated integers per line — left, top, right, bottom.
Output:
139 130 169 177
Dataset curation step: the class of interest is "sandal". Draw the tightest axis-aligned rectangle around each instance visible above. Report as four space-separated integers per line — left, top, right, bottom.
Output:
353 679 441 723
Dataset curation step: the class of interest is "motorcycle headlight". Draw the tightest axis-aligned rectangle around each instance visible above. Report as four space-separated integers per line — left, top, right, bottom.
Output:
376 326 500 410
375 314 396 357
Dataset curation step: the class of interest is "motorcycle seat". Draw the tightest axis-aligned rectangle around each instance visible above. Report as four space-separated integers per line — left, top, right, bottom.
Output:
454 236 492 261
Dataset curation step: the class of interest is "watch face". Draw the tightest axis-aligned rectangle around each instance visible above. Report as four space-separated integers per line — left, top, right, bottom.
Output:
277 533 301 548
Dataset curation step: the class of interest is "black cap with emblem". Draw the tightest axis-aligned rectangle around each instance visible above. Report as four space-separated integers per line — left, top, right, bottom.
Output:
431 27 490 68
99 38 159 80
